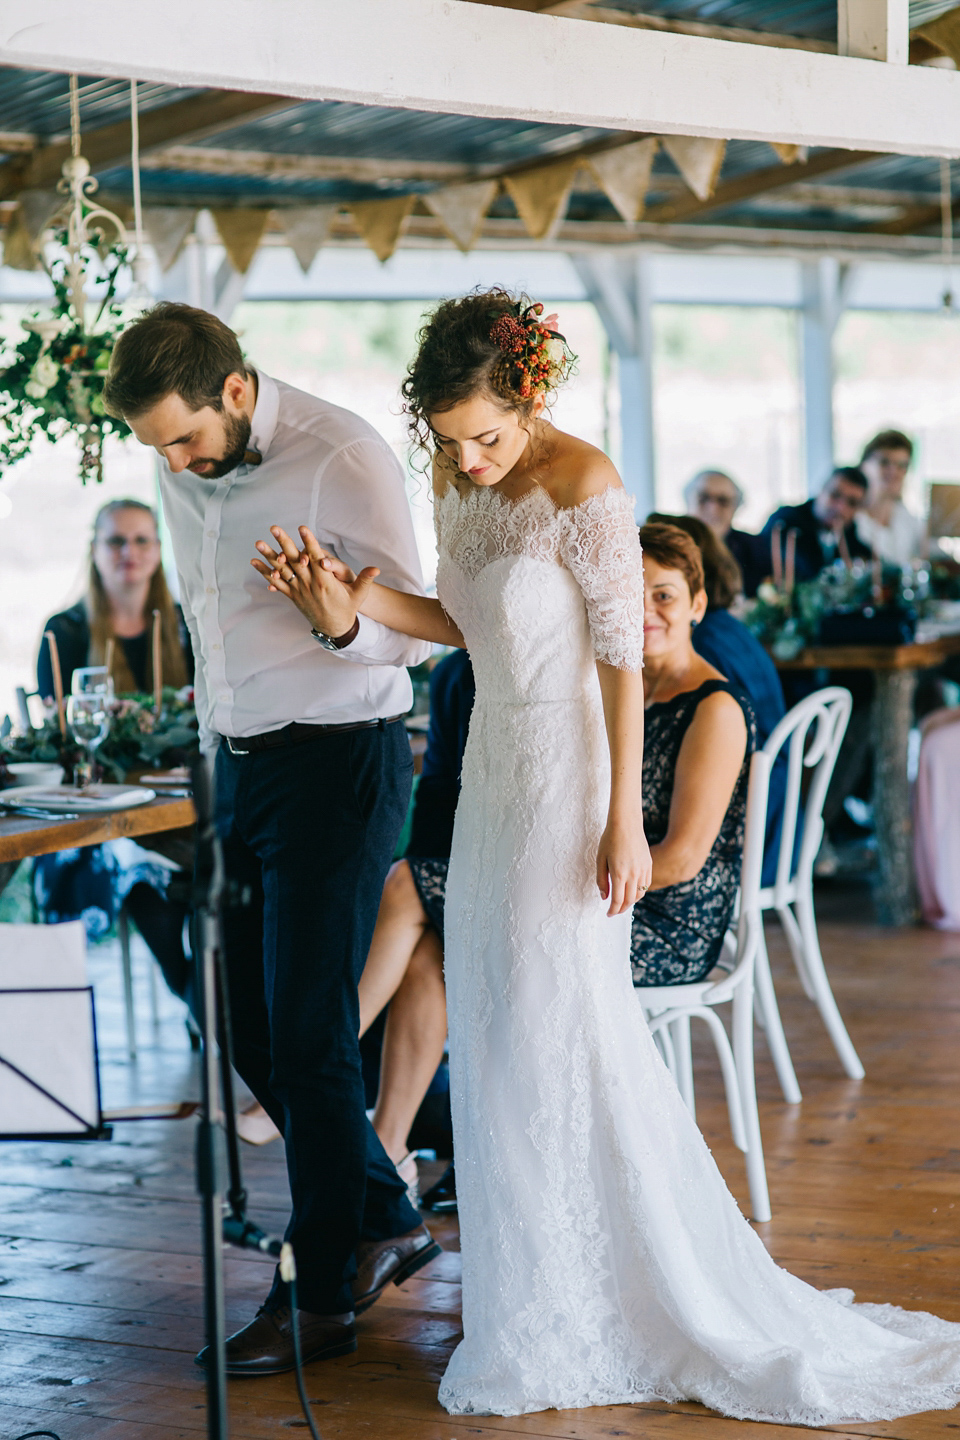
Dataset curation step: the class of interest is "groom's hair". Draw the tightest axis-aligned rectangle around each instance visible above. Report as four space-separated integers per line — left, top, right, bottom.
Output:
103 302 248 420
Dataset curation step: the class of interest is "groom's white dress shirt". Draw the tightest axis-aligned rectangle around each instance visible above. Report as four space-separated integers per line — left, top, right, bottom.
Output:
157 369 431 751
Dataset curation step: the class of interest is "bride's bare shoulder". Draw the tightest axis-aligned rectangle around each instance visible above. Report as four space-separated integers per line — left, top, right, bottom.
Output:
545 431 625 511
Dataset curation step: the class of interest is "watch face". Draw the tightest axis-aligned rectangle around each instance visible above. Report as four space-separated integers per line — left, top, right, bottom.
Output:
312 629 339 651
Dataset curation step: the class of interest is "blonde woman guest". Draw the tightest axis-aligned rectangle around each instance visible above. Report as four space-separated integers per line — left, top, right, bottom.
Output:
34 499 194 1001
37 498 191 699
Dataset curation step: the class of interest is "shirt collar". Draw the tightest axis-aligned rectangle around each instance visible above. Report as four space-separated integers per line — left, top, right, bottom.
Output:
246 369 280 463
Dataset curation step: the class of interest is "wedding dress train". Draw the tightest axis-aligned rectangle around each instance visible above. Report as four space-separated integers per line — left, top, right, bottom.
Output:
434 478 960 1423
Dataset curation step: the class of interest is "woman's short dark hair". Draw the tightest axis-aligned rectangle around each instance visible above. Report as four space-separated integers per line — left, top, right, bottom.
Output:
861 429 913 463
400 288 574 452
638 522 705 600
103 302 247 420
646 512 741 609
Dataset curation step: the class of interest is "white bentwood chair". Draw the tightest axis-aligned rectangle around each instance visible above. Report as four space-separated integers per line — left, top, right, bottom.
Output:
750 687 864 1103
638 750 773 1223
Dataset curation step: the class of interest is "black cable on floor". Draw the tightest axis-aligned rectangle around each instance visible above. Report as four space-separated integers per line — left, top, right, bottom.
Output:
12 1430 62 1439
283 1244 324 1440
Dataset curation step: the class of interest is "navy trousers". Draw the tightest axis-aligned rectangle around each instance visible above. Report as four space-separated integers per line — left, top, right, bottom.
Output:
214 718 420 1314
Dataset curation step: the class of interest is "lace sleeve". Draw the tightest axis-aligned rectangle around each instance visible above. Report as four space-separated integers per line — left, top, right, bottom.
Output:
558 487 644 672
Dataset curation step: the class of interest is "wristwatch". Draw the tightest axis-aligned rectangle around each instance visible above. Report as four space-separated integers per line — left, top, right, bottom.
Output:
310 616 360 651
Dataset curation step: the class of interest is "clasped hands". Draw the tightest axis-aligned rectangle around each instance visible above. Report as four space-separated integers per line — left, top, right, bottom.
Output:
251 525 374 640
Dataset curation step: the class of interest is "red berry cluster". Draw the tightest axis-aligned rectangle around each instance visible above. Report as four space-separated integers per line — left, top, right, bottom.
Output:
489 302 561 399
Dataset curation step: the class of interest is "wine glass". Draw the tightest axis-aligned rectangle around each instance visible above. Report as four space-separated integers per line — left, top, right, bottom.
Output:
67 675 113 788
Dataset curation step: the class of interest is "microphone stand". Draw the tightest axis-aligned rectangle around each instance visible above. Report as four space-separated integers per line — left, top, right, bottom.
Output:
189 756 282 1440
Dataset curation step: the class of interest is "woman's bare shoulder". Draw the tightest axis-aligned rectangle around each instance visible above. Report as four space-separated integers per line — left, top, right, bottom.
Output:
690 684 748 735
545 431 625 511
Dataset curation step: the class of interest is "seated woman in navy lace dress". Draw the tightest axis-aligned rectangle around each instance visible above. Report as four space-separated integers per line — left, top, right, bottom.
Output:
631 524 756 987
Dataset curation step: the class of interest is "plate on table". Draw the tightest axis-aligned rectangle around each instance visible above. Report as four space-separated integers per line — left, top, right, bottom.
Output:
0 784 157 813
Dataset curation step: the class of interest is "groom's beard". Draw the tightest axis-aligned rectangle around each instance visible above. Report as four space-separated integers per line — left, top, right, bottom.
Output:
188 410 252 479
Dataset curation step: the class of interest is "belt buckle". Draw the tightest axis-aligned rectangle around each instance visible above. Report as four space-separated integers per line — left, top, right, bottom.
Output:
224 735 247 756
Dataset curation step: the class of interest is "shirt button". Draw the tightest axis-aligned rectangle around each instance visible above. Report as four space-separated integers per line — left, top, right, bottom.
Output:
212 643 222 651
207 530 216 538
206 587 216 595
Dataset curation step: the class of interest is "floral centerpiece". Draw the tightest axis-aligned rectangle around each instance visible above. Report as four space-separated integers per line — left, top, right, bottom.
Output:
0 687 199 786
0 234 131 484
744 559 918 657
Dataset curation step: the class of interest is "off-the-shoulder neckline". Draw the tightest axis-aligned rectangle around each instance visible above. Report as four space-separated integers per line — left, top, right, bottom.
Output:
437 478 635 517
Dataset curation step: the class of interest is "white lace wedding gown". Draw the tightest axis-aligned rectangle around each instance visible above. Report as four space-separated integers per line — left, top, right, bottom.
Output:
434 478 960 1423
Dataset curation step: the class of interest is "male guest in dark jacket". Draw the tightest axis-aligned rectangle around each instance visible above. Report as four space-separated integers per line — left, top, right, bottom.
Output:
758 467 872 585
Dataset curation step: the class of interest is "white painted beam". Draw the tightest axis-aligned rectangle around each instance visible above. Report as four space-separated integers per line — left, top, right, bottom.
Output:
2 0 960 159
838 0 909 66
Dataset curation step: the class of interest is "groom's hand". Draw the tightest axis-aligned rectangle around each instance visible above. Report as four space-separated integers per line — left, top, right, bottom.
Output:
251 525 379 640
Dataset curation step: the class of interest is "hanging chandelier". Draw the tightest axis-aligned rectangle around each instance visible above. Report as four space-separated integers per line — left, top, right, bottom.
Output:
57 74 129 321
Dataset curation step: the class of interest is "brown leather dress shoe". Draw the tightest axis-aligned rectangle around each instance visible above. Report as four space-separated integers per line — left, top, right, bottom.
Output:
352 1222 443 1315
195 1304 356 1376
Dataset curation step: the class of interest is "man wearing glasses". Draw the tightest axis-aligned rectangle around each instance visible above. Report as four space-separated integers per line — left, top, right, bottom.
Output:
683 469 759 593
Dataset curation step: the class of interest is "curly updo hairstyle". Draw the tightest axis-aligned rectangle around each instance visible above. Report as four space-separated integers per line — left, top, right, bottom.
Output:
400 288 576 453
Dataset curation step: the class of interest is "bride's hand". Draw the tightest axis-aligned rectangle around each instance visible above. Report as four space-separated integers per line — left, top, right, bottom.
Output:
596 816 653 918
251 524 379 639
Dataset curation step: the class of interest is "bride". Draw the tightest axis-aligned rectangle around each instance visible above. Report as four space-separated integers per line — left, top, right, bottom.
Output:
251 289 960 1425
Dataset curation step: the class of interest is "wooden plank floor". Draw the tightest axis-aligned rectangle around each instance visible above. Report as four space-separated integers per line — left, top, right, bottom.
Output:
2 881 959 1440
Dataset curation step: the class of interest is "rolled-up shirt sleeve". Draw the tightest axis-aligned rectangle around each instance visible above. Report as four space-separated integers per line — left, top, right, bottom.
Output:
313 437 432 669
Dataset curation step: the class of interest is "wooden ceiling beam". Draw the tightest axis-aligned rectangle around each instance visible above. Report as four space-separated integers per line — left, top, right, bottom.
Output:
642 148 878 226
0 89 296 202
538 2 835 54
868 197 959 235
142 145 479 184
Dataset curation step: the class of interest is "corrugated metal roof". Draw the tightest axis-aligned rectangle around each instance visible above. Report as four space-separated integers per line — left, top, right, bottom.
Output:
0 0 956 253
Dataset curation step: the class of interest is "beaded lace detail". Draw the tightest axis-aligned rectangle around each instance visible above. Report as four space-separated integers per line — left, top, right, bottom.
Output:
433 476 960 1423
435 481 644 671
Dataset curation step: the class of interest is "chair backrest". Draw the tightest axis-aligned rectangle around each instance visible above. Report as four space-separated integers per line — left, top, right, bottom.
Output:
0 920 88 987
761 686 852 900
708 749 770 1002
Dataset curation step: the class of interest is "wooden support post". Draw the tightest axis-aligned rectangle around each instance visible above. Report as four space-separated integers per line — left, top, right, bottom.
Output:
573 252 656 518
838 0 909 65
871 669 917 926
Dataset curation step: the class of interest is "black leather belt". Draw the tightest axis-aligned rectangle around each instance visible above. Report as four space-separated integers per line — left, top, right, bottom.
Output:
221 715 406 755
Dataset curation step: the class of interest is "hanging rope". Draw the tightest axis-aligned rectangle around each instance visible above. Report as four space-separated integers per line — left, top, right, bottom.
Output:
69 73 81 159
941 157 954 313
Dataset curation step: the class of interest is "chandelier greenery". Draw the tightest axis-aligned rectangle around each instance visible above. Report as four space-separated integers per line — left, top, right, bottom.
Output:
0 76 142 484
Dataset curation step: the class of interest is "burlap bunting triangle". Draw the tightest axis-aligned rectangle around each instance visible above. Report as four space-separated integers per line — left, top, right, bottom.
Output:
281 205 338 273
211 208 271 274
349 195 416 262
661 135 726 202
915 5 960 66
770 143 808 166
142 207 197 272
504 155 579 241
589 138 659 224
424 179 499 253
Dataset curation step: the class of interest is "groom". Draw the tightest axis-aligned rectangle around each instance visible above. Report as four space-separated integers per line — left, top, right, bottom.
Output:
104 303 439 1374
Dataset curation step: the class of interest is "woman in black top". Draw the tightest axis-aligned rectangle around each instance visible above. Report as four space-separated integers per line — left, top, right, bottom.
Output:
38 498 191 700
630 524 755 987
34 499 194 1003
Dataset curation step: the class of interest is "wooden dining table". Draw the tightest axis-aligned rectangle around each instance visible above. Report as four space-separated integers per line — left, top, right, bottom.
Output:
0 792 196 899
775 633 960 926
